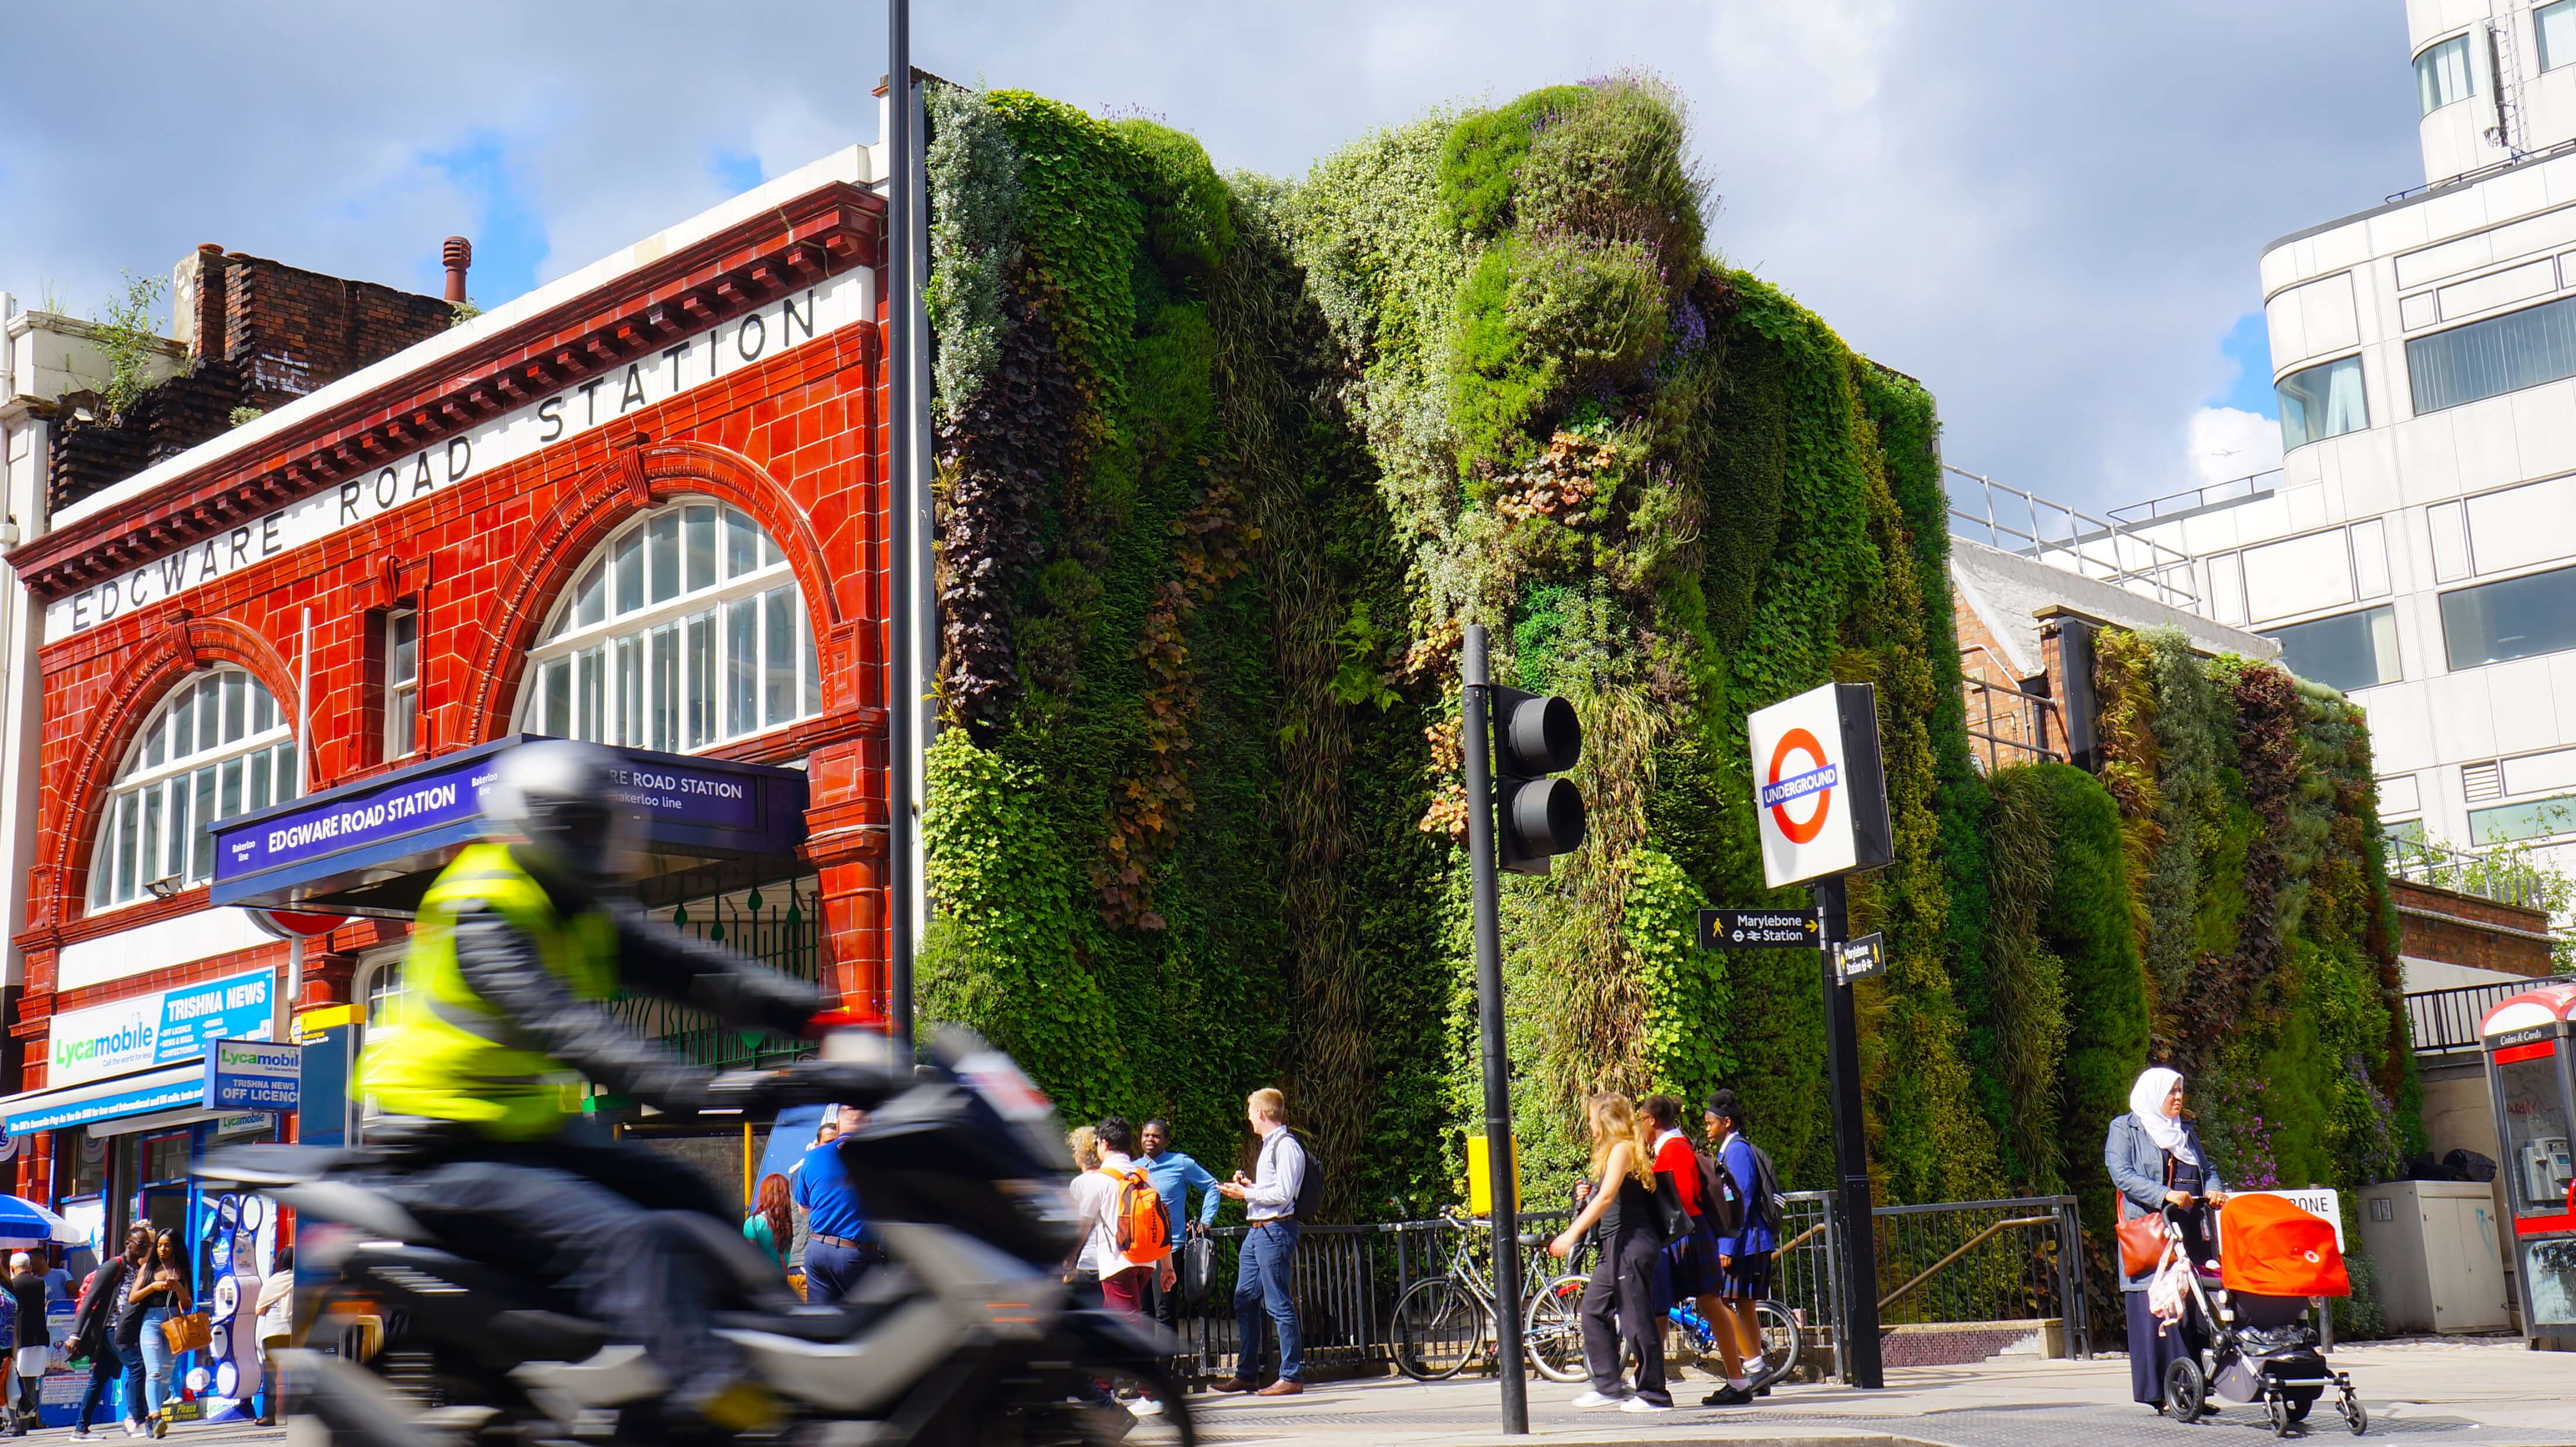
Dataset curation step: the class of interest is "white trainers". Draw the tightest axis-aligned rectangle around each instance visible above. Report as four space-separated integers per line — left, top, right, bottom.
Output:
1127 1397 1166 1417
1568 1390 1628 1408
1621 1395 1675 1413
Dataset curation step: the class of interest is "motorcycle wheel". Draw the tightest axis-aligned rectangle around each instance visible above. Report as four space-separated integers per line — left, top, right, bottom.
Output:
984 1360 1197 1447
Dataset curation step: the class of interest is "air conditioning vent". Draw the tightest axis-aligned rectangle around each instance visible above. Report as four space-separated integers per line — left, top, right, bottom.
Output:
2462 760 2504 802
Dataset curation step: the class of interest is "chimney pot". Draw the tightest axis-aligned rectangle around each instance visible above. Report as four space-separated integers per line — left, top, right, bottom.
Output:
443 236 473 304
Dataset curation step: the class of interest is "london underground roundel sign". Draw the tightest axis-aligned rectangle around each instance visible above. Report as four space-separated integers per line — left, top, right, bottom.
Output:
1749 683 1870 888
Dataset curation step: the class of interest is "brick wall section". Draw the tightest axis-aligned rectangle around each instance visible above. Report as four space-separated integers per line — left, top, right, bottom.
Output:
8 187 895 1170
45 251 451 511
2392 878 2555 978
220 251 452 411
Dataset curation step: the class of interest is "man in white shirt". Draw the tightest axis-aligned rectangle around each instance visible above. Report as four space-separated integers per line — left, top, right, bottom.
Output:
1214 1087 1307 1397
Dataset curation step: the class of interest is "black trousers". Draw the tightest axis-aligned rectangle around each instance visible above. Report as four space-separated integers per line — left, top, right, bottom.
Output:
369 1125 743 1412
1578 1229 1669 1404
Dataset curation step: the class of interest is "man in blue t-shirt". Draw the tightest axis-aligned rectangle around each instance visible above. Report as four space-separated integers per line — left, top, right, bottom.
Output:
1138 1119 1222 1332
792 1105 879 1302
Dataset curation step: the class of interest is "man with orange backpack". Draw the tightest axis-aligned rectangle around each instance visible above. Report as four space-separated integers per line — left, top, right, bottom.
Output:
1067 1117 1175 1319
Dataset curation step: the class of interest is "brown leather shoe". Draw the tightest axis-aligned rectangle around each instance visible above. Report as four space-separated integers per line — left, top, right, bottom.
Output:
1255 1380 1305 1397
1211 1378 1259 1394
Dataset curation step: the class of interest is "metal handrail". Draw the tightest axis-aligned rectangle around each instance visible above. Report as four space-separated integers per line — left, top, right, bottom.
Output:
1876 1214 2055 1312
2383 829 2550 910
2104 468 2282 527
2407 978 2537 1054
1945 465 2202 611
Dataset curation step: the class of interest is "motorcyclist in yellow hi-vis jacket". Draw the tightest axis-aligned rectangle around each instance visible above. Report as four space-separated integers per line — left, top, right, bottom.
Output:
359 740 839 1435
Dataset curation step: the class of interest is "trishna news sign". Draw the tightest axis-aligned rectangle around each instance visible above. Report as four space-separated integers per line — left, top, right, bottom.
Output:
1748 682 1895 889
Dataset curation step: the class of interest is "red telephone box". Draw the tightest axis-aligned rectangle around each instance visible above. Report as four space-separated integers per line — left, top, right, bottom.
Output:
2480 983 2576 1345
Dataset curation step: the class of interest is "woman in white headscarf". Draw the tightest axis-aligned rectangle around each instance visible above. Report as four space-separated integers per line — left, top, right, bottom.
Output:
2105 1065 2229 1411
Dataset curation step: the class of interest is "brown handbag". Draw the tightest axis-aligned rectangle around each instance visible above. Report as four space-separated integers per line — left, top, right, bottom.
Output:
160 1309 213 1355
2113 1153 2173 1277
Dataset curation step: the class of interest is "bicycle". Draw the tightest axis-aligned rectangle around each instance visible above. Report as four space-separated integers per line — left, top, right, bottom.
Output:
1522 1248 1803 1388
1391 1208 1581 1380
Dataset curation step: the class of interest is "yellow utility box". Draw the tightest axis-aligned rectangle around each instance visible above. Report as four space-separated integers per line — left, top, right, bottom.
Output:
1467 1133 1522 1216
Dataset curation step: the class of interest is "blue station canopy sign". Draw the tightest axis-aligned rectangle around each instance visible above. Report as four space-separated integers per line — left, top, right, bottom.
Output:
210 735 810 917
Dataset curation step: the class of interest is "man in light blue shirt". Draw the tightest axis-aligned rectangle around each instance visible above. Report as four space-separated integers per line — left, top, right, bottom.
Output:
1138 1118 1221 1333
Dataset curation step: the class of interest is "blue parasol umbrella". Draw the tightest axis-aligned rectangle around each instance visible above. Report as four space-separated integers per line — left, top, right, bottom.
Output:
0 1195 84 1249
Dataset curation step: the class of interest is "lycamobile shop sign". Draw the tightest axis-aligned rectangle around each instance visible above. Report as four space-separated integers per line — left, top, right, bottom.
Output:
47 967 275 1089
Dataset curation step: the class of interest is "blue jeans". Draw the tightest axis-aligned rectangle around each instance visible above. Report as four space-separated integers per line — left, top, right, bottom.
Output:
76 1337 123 1431
138 1306 173 1417
1232 1220 1302 1384
802 1237 879 1304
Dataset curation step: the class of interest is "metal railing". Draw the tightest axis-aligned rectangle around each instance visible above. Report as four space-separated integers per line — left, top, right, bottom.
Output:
1868 1195 2089 1362
1961 674 2067 773
1154 1190 2084 1385
1946 465 2202 611
2385 134 2576 205
1162 1208 1570 1379
2385 830 2552 911
2104 468 2281 527
2407 979 2534 1055
614 880 824 1070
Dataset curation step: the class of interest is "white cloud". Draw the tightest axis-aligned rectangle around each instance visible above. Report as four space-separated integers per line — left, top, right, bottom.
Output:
2187 406 2285 489
1 1 2422 520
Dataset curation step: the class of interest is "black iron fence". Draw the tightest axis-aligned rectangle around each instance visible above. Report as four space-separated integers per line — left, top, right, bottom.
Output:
2407 978 2532 1055
614 880 824 1070
1151 1190 2084 1384
1870 1195 2088 1359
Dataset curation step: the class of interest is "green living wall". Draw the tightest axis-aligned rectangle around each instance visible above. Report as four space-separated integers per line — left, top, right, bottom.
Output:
910 75 2416 1221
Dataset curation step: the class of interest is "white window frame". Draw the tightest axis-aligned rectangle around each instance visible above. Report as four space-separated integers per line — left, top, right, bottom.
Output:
2417 33 2479 115
515 496 823 751
386 605 420 760
88 667 296 914
2540 0 2576 73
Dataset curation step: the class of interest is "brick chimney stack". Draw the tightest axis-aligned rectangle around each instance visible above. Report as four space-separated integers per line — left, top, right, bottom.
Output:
443 236 472 304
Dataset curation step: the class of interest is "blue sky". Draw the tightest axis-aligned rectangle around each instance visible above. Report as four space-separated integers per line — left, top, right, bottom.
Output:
0 0 2421 512
2215 313 2278 420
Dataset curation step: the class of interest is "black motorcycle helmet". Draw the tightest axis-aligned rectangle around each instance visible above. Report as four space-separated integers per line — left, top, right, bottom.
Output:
482 741 639 898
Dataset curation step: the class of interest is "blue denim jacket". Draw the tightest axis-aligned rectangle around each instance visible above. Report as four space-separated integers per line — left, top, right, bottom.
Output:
2104 1112 2224 1290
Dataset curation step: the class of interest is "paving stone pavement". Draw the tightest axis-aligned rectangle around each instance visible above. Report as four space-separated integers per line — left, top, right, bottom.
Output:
1187 1338 2576 1446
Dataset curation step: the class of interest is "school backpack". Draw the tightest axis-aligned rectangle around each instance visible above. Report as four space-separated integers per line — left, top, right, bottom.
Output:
1694 1150 1746 1237
1741 1140 1783 1236
1285 1129 1325 1222
1100 1164 1173 1264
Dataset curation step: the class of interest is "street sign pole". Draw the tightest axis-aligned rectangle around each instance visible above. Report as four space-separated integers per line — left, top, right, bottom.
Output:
1812 872 1884 1388
1461 624 1528 1435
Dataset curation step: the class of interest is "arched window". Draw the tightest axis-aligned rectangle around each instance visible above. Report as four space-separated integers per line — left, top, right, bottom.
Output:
519 498 822 750
90 667 296 911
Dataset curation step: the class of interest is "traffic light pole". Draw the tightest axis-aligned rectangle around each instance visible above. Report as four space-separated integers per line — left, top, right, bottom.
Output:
1813 873 1885 1388
1461 624 1529 1436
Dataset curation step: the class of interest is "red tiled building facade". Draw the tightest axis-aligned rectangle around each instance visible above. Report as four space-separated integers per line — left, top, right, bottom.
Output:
3 162 893 1208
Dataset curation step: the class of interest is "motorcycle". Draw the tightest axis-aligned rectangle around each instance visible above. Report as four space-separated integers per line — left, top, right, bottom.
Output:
198 1024 1195 1446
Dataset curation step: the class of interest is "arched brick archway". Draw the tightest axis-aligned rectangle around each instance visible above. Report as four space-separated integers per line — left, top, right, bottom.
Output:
40 614 299 924
458 438 860 745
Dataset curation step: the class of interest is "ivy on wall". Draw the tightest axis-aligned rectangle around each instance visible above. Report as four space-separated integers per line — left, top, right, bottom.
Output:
912 73 2419 1229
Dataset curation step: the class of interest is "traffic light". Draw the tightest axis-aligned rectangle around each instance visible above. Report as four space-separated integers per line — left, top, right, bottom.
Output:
1491 685 1584 874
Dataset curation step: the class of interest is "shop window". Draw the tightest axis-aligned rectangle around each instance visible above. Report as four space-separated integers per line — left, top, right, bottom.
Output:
141 1131 191 1186
386 606 420 759
56 1130 107 1201
2441 563 2576 668
519 498 821 750
2263 605 2400 693
89 667 296 913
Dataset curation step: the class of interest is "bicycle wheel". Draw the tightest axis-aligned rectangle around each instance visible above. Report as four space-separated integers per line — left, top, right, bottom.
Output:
1393 1278 1485 1381
1523 1274 1592 1384
1753 1299 1801 1386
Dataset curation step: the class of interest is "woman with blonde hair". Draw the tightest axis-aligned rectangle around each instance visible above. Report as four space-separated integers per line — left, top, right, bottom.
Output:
1548 1094 1671 1412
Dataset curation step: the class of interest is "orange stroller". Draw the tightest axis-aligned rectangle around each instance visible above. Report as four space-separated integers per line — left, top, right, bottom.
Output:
2155 1194 2365 1436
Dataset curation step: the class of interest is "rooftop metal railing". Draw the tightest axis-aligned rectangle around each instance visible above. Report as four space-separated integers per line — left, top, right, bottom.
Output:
2104 468 2282 527
2406 978 2536 1055
1945 465 2202 612
2384 831 2551 911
